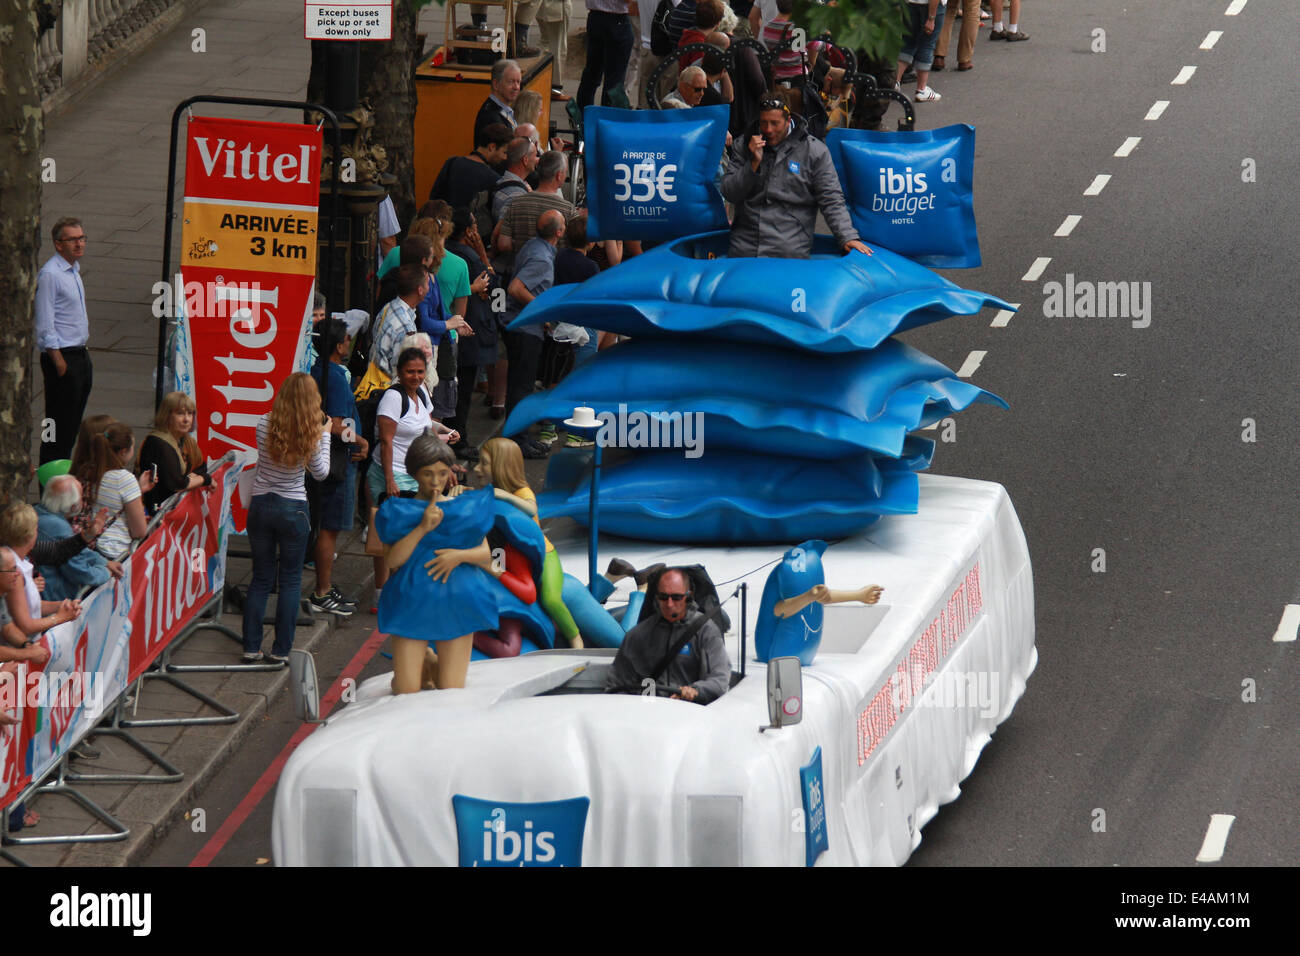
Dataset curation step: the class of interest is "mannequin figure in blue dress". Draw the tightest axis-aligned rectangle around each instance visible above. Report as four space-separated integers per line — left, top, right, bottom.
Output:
377 433 500 694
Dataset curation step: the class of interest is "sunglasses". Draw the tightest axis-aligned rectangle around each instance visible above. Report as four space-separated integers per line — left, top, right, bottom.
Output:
656 592 688 602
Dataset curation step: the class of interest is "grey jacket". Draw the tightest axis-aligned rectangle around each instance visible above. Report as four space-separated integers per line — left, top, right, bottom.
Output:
605 606 732 704
721 115 859 258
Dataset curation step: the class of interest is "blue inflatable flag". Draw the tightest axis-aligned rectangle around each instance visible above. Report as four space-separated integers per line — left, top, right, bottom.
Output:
827 124 980 268
584 105 730 242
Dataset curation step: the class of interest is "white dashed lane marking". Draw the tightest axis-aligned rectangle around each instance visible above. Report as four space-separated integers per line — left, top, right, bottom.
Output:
1054 215 1082 237
1145 100 1170 120
1172 65 1197 85
990 305 1018 328
955 351 986 378
1114 136 1141 157
1272 605 1300 642
1201 30 1223 49
1084 175 1111 196
1225 0 1247 16
1022 257 1051 282
1195 814 1236 863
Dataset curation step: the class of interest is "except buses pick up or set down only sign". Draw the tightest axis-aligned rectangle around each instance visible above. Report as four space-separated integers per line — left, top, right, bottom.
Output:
305 1 392 40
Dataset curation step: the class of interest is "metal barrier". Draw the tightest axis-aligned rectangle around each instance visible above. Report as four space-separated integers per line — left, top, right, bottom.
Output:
0 455 252 855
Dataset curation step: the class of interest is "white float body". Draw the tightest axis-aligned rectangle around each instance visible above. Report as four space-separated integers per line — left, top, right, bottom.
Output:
273 474 1035 866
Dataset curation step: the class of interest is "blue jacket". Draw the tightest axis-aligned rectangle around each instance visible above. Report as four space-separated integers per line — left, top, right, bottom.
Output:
35 505 110 601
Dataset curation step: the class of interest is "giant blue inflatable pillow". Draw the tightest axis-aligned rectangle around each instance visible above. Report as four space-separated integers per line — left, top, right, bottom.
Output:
826 124 980 269
537 444 932 544
510 232 1011 350
755 540 828 666
584 106 730 242
503 337 1006 459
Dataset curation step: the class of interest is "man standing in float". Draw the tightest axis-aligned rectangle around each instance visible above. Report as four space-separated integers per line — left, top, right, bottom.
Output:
35 217 93 464
722 97 873 259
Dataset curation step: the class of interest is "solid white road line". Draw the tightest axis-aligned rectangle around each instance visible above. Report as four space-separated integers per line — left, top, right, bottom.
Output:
1172 65 1197 85
1225 0 1247 16
1055 215 1082 237
1084 174 1111 196
956 351 986 378
1195 814 1236 863
1022 257 1051 281
1115 136 1141 157
1201 30 1223 49
990 305 1019 328
1145 100 1170 120
1272 604 1300 642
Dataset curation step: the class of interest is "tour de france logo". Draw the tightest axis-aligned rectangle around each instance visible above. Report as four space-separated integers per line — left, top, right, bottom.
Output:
188 237 219 260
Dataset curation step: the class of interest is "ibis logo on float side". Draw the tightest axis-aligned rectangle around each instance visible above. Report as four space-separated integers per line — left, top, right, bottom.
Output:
191 137 314 184
452 795 590 867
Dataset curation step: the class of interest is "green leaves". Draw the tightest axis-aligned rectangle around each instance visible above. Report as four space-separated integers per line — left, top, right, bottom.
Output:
791 0 906 64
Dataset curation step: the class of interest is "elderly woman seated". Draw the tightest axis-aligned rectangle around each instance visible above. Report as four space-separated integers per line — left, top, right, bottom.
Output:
35 475 119 600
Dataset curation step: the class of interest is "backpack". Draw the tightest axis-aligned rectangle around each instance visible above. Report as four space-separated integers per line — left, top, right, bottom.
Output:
355 382 431 466
650 0 676 56
468 177 523 237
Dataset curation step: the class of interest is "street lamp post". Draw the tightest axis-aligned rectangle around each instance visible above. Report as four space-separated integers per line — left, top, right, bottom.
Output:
563 406 603 596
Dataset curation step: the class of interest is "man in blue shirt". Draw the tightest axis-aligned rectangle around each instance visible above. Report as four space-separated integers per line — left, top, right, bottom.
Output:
504 209 566 457
34 217 92 464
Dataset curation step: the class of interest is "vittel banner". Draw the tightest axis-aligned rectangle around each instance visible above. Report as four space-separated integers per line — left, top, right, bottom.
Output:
584 105 730 242
826 124 980 269
452 795 590 867
179 116 322 458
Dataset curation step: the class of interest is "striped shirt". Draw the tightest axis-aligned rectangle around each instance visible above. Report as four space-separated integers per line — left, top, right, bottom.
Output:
249 414 330 501
762 19 805 80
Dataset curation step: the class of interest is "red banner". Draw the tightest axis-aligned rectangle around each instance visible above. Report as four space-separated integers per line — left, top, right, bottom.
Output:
180 116 322 459
1 457 254 810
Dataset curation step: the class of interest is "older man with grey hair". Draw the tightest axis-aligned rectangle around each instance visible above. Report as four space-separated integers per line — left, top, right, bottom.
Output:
35 475 119 601
476 59 524 141
662 65 708 109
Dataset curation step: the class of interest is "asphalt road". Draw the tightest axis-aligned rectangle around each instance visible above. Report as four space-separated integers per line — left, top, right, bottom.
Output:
143 0 1297 868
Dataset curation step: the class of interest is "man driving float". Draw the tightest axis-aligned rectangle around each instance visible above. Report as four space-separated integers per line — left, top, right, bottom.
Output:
605 568 731 703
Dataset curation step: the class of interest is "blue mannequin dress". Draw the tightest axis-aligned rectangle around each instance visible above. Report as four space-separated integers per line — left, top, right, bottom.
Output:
375 487 500 643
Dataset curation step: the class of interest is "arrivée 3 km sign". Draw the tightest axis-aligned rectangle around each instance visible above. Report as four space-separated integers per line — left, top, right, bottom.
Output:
305 1 393 40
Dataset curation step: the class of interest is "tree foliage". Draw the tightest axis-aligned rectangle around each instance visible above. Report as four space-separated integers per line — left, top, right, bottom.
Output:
792 0 905 63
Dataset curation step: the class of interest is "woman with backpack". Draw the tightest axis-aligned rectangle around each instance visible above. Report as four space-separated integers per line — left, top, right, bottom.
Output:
366 347 459 613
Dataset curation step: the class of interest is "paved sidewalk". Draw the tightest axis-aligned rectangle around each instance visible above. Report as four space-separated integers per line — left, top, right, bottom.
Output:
16 0 567 865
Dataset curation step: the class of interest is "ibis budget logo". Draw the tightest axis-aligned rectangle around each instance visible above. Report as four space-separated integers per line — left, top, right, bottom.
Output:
452 795 590 867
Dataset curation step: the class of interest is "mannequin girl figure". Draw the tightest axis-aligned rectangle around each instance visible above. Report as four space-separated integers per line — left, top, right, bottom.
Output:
476 437 582 648
378 433 502 694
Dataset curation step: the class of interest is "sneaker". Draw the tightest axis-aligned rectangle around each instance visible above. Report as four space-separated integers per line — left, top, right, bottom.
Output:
1004 30 1030 42
70 743 101 760
536 425 558 445
328 586 358 609
520 440 549 460
241 651 264 664
264 651 288 666
901 67 917 84
989 28 1007 40
565 433 595 448
915 86 942 102
309 591 354 617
